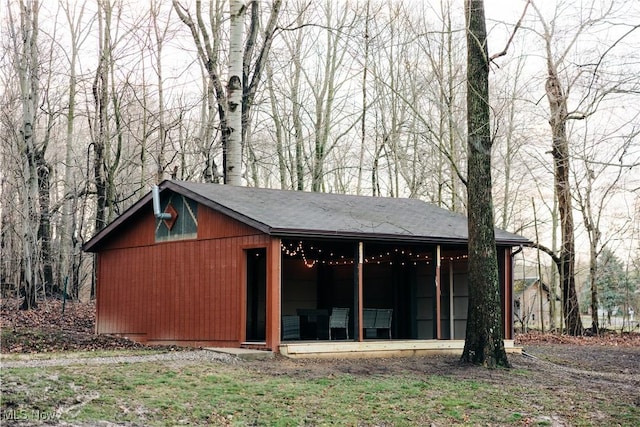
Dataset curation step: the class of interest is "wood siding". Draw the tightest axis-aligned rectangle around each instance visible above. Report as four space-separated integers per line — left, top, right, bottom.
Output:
95 202 271 347
99 207 156 250
93 193 518 351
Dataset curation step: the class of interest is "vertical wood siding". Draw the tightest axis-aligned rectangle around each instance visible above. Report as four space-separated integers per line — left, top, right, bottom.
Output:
100 207 156 250
96 202 271 347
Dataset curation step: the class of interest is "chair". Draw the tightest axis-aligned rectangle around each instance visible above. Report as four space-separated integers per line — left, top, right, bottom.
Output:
281 315 300 341
375 309 393 339
329 308 349 340
363 308 377 339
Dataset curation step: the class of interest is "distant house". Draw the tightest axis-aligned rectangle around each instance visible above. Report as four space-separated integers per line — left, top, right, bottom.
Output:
514 278 555 331
83 180 530 356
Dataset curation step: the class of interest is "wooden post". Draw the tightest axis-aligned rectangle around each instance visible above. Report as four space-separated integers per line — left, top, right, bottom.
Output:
449 259 454 340
266 238 282 350
504 248 513 340
435 245 442 339
354 242 364 342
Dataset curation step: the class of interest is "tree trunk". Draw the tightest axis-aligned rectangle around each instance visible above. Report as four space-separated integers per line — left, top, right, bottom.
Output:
35 150 54 293
461 0 509 368
290 9 305 190
151 0 167 183
60 0 84 299
173 0 281 186
357 0 371 195
93 0 110 232
14 0 40 310
545 69 584 336
226 0 244 186
265 63 287 189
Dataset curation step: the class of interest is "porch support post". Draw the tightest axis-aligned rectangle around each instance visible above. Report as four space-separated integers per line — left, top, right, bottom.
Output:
266 238 282 350
435 245 442 339
504 248 513 340
449 259 454 340
354 241 364 342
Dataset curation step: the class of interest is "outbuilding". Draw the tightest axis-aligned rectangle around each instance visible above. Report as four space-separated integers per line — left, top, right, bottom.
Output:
83 180 529 357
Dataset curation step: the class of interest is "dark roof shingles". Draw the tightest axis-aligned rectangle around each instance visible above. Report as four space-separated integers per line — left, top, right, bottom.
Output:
169 180 528 244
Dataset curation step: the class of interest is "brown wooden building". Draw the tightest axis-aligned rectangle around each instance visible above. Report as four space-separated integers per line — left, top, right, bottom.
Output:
83 180 530 355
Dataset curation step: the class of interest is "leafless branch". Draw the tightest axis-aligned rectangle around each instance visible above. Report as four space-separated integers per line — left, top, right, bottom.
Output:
489 0 531 62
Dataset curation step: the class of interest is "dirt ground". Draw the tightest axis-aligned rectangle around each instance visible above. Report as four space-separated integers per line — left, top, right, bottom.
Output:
248 342 640 398
2 297 640 412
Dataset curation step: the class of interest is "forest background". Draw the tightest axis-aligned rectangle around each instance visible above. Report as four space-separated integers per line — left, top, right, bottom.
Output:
1 0 639 332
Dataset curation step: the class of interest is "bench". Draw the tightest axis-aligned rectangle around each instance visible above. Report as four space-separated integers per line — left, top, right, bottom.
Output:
363 308 393 339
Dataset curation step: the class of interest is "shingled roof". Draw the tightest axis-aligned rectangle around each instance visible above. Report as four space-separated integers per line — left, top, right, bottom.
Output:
83 180 530 251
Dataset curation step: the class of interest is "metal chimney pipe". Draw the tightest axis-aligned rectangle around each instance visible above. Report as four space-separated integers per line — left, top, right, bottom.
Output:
152 185 172 220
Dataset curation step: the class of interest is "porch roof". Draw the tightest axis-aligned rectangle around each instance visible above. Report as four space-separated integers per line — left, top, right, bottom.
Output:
84 180 530 251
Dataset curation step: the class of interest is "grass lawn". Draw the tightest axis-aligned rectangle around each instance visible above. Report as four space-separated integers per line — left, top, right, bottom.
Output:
2 351 638 426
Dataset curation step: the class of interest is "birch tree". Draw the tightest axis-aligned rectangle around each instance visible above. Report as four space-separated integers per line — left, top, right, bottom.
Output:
8 0 41 309
226 0 245 185
173 0 281 185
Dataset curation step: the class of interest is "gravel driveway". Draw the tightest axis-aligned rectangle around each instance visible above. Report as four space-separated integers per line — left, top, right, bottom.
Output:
1 349 237 368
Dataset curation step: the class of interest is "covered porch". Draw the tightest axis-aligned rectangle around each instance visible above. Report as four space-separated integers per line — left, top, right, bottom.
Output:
278 238 515 354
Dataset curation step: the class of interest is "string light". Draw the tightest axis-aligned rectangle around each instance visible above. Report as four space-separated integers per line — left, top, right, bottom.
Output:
280 241 316 268
281 241 464 268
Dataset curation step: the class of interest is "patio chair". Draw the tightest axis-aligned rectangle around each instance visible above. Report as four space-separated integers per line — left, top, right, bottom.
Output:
375 309 393 339
281 315 300 341
363 308 377 338
329 307 349 340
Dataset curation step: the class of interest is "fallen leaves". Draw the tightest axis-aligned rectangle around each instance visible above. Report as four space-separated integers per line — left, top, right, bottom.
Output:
1 298 144 353
2 297 638 354
516 330 640 347
1 298 95 334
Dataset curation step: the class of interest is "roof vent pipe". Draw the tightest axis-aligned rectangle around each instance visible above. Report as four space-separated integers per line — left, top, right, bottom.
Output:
152 185 172 220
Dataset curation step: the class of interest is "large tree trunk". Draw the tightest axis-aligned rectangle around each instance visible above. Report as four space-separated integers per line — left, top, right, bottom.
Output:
14 0 40 310
545 70 584 336
93 0 110 233
461 0 509 368
225 0 244 186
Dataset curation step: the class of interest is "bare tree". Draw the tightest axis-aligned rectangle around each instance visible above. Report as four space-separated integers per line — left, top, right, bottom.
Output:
414 0 467 210
8 0 41 309
530 0 585 335
91 0 112 232
531 0 640 335
59 0 92 298
575 122 640 333
173 0 281 185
